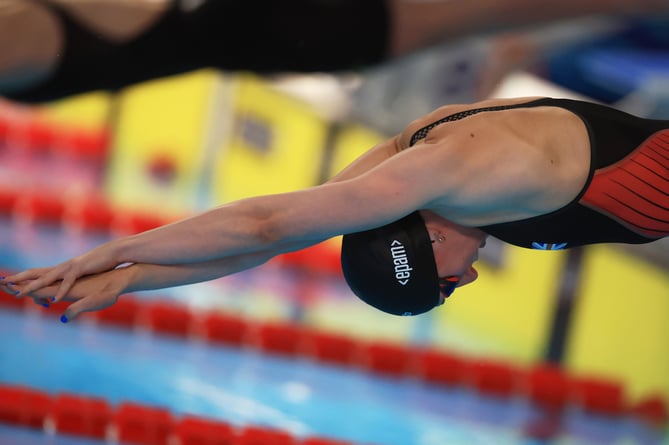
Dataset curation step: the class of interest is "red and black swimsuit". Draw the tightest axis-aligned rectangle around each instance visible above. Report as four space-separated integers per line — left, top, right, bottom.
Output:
409 98 669 249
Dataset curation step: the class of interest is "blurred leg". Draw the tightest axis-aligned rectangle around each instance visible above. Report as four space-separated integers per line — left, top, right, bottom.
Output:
2 0 668 102
0 0 62 93
388 0 669 56
1 0 390 102
45 0 170 41
0 0 169 96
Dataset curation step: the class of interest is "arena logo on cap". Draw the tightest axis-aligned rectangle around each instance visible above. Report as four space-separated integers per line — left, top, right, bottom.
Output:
390 240 413 285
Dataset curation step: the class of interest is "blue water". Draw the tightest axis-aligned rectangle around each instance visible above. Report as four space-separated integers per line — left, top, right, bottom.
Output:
0 310 531 445
0 425 105 445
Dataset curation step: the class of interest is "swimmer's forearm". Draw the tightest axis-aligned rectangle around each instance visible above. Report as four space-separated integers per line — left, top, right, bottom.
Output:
120 254 274 294
114 235 320 293
112 181 374 267
111 199 291 266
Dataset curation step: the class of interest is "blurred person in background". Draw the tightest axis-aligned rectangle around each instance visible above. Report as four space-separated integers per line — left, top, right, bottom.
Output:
2 96 668 319
1 0 669 102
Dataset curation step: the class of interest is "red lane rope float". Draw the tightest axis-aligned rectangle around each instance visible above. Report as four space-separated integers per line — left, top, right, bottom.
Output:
202 311 252 347
302 329 359 367
632 396 669 430
51 393 111 439
526 364 571 411
13 191 67 226
467 359 523 399
254 321 306 357
360 341 414 378
176 415 236 445
115 402 174 445
571 377 627 417
0 385 354 445
0 385 51 429
238 425 297 445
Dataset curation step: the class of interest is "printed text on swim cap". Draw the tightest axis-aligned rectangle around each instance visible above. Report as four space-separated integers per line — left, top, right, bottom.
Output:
390 240 412 285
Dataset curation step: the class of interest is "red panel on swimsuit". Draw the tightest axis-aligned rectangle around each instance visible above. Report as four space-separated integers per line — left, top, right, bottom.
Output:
581 130 669 239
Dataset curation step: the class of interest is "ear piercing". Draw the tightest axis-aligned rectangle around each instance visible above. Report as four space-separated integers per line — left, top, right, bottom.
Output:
431 234 446 244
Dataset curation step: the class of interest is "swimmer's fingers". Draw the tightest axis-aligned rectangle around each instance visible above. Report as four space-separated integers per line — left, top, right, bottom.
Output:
0 281 56 308
3 266 63 297
0 281 40 299
60 291 120 324
0 268 49 298
52 273 80 304
3 281 60 305
53 269 127 322
32 296 51 309
1 267 52 288
0 281 19 297
12 261 81 300
16 248 123 303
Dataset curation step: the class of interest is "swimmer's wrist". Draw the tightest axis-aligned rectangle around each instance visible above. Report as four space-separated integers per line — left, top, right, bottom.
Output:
109 236 136 266
116 264 142 294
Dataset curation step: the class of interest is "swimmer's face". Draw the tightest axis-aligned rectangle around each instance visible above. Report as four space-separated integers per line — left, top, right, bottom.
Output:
433 233 487 305
421 212 488 305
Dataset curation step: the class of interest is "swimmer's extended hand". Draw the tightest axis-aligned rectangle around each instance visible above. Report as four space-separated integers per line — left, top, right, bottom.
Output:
1 253 281 322
0 242 124 304
1 266 132 323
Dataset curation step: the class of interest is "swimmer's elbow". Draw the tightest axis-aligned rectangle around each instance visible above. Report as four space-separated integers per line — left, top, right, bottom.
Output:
250 205 301 248
237 187 340 249
254 216 285 246
253 206 326 250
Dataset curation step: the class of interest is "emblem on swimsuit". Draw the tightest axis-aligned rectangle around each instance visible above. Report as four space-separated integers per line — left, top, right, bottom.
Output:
531 242 568 250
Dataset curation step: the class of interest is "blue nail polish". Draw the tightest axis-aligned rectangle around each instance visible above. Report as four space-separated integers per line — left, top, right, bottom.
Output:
60 315 68 324
50 297 56 303
42 303 50 309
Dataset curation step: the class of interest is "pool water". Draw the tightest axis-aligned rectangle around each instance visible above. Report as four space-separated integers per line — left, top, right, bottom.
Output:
0 310 536 445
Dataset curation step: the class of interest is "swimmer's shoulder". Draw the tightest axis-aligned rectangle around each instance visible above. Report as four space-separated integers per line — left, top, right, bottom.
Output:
397 96 546 150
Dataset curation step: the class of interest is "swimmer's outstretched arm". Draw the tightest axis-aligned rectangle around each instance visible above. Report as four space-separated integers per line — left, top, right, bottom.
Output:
7 181 406 297
2 135 407 302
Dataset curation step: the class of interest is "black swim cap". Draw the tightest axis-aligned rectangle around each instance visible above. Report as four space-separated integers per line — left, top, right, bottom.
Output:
341 211 440 316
